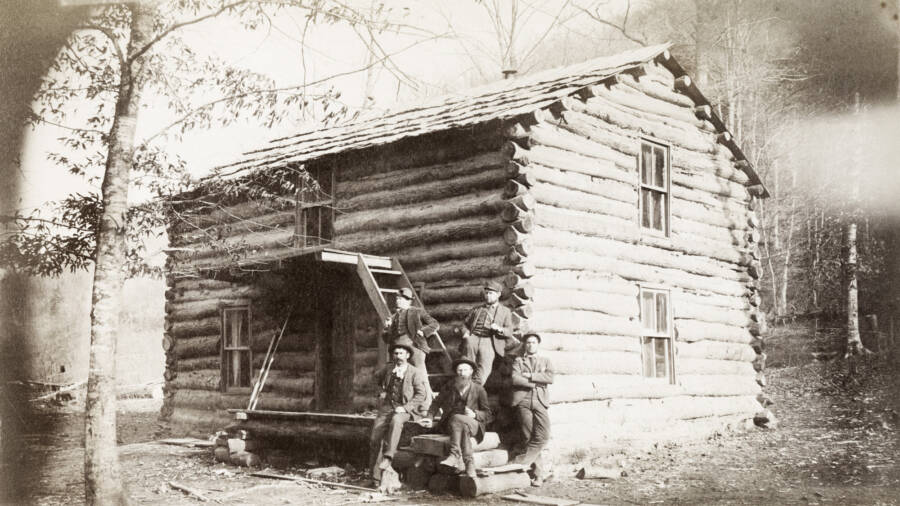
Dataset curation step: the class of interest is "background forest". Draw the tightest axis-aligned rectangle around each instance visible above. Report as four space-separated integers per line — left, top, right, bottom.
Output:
3 0 900 405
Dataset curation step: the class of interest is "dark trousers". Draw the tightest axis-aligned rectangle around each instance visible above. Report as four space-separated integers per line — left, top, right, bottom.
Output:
369 405 411 473
516 396 550 478
461 335 495 385
446 414 480 460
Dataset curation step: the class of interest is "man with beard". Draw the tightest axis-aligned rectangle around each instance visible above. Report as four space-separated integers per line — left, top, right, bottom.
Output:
369 336 431 476
382 287 439 376
421 358 493 478
509 332 554 487
459 280 514 385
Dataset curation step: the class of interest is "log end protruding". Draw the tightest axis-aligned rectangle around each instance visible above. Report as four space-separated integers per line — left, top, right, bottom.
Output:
747 263 761 280
674 75 692 92
507 193 536 212
503 180 528 199
511 215 534 234
693 105 712 121
747 184 766 198
655 49 672 63
504 122 530 140
502 141 531 164
549 96 577 117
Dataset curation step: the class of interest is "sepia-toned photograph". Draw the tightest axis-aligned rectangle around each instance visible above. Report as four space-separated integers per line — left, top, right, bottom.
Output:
2 0 899 504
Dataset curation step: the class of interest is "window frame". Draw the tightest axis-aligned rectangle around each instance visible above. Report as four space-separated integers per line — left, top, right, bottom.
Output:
638 286 675 383
294 164 335 249
638 138 671 237
220 304 252 393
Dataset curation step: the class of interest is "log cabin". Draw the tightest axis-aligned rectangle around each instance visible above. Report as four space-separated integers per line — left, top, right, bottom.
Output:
162 44 769 458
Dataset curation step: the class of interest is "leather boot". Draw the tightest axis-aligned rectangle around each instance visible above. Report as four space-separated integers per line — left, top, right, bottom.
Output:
464 458 477 478
438 448 461 471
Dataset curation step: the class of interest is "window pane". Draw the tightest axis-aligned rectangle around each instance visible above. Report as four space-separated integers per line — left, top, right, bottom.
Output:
654 146 666 187
655 293 668 334
641 291 655 331
642 337 654 377
641 143 653 184
226 350 251 387
654 338 668 378
641 189 652 228
652 191 664 231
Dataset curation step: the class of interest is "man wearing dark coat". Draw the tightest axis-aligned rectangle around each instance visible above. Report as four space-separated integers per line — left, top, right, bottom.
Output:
459 280 515 385
509 332 554 487
368 336 431 475
421 358 493 478
383 287 439 375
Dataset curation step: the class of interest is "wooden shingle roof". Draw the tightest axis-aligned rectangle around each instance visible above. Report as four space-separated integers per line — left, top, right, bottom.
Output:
210 43 765 193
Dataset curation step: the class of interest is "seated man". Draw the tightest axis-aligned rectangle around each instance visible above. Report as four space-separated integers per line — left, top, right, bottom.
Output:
369 336 430 476
421 358 493 478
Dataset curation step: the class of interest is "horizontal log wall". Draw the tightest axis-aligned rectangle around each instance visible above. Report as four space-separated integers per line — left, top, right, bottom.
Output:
515 62 762 428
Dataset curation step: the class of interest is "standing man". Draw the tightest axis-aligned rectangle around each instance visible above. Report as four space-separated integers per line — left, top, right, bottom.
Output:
510 332 554 487
421 358 493 478
459 280 514 385
369 336 431 475
383 287 439 376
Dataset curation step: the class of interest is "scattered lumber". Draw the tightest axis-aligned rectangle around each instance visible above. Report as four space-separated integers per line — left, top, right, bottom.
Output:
501 492 580 506
169 481 213 502
251 471 378 492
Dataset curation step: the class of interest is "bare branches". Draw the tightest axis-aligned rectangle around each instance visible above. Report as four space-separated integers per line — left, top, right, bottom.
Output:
576 0 646 46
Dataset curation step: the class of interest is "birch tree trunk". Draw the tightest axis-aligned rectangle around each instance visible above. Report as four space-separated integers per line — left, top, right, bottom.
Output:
84 5 147 504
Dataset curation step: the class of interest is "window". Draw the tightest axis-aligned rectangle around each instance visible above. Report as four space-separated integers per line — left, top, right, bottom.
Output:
639 287 674 382
295 164 335 248
221 306 251 391
639 140 670 235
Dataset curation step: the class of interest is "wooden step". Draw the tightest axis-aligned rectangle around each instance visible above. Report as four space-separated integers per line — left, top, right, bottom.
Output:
369 268 402 276
379 288 399 294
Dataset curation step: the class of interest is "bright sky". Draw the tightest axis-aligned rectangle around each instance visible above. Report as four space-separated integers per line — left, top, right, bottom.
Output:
18 0 622 212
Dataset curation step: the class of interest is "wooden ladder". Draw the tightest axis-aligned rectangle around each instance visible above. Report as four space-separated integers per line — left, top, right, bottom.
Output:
356 254 453 371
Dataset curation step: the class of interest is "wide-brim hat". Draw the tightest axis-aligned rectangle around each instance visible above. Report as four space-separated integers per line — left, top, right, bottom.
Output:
451 358 477 372
389 335 415 355
483 280 502 292
522 332 542 343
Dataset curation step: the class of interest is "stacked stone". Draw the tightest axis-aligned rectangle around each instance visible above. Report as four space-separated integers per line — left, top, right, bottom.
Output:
389 432 530 497
212 430 262 467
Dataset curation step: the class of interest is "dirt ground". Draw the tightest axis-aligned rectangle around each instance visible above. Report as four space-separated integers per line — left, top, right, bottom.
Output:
4 358 900 505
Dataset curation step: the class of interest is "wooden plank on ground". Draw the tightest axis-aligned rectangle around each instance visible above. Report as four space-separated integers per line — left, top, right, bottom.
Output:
501 492 581 506
477 463 525 477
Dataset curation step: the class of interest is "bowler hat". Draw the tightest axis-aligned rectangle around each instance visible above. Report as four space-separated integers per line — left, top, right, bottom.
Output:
397 287 414 300
522 332 542 343
389 335 415 355
483 280 502 292
451 358 477 372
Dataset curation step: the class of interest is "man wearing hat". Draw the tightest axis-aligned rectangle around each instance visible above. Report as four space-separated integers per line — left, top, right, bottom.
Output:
368 336 431 475
421 357 493 478
382 287 440 376
459 280 514 385
509 332 554 487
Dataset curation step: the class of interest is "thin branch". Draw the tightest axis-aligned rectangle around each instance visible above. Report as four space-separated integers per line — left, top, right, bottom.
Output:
577 0 647 46
128 1 254 66
78 23 126 68
141 32 444 146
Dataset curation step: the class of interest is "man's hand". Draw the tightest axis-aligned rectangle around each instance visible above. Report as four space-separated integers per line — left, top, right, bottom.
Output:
419 418 433 428
416 330 424 337
394 406 406 414
464 407 476 418
523 371 532 379
378 392 386 400
384 317 393 328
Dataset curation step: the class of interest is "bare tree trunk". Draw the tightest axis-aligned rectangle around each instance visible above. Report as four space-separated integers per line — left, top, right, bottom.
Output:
84 5 146 504
846 222 862 355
